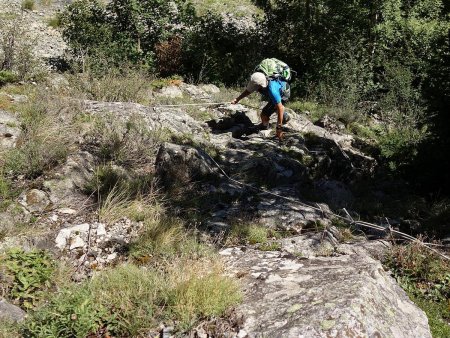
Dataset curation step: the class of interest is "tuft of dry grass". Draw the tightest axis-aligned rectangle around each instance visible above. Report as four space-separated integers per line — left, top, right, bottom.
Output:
66 68 151 103
3 90 77 178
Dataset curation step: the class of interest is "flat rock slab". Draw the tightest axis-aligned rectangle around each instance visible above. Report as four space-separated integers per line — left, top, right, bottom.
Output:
220 246 431 338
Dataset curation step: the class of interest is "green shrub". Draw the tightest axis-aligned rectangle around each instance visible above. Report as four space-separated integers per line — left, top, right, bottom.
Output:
0 16 43 81
385 243 450 337
183 12 264 84
22 287 115 337
386 243 449 302
377 125 428 170
21 0 35 10
59 0 195 72
0 249 55 309
0 70 17 86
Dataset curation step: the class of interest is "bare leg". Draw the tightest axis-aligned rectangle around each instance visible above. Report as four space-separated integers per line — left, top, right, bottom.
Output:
261 114 270 127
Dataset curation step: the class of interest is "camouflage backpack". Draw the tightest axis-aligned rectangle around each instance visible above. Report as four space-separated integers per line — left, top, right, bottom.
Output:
255 58 292 82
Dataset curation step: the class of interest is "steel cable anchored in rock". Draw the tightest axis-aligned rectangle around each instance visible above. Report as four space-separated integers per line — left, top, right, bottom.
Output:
201 149 450 261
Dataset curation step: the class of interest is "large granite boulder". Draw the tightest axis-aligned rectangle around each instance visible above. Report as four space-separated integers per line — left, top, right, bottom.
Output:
220 242 431 338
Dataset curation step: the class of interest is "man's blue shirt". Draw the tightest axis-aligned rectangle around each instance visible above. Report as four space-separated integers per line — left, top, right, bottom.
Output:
264 79 287 104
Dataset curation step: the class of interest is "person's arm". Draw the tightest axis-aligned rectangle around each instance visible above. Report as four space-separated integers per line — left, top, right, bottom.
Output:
231 89 251 104
275 102 285 140
276 102 284 127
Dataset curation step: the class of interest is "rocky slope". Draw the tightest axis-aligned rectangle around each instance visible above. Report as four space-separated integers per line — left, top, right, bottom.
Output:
0 80 433 336
0 0 67 61
0 1 436 336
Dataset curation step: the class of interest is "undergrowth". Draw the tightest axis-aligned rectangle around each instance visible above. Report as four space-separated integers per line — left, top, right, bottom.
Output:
21 261 240 337
385 243 450 337
0 249 55 310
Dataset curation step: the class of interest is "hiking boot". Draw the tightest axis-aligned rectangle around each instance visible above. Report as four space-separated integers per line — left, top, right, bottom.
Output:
257 123 270 130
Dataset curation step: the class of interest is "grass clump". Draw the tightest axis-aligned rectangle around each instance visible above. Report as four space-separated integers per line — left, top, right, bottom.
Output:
85 114 162 165
46 15 60 28
0 70 18 86
3 91 75 178
226 223 269 245
129 216 211 264
21 0 35 10
24 261 241 336
98 186 161 224
0 249 55 310
67 68 151 103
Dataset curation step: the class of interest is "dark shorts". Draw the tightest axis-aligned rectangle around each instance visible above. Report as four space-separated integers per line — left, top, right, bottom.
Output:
261 101 290 123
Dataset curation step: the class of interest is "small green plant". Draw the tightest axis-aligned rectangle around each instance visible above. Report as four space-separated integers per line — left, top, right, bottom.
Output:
21 0 35 10
0 70 18 86
22 286 116 337
227 223 269 246
257 242 282 251
47 15 60 28
0 320 21 338
1 249 55 309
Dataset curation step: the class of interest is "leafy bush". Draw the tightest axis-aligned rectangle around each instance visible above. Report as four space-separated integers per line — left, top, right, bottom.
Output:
385 243 450 337
386 243 449 301
377 125 428 170
0 15 43 81
22 287 115 337
183 12 264 84
60 0 195 72
0 249 55 309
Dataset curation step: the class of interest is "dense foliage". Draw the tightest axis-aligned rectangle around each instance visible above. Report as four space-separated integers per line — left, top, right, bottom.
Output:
58 0 449 191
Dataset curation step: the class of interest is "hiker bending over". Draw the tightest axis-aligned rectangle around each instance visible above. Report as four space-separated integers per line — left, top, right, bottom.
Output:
231 72 290 140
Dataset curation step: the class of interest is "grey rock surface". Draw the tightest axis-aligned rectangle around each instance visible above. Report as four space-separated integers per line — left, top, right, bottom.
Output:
0 299 26 322
43 151 95 207
220 242 431 338
0 0 67 61
0 110 20 150
18 189 51 213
